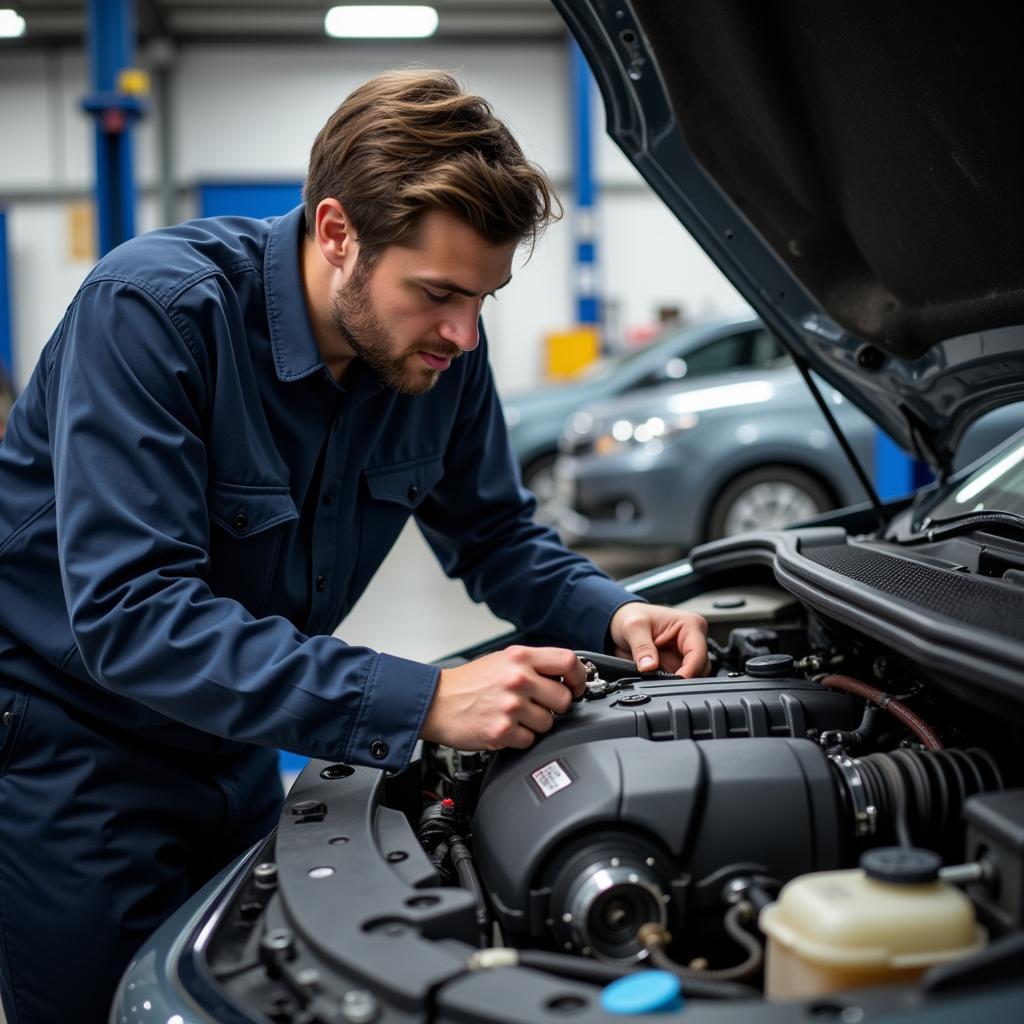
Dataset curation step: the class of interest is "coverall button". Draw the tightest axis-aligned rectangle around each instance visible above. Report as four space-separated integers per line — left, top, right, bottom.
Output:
321 490 335 506
231 512 249 533
406 484 419 502
2 711 12 727
370 739 389 760
315 575 327 592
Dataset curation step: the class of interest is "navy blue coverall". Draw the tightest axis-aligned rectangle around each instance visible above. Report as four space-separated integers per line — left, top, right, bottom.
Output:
0 206 638 1022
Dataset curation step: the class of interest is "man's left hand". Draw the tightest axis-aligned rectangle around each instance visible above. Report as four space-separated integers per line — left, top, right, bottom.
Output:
609 602 711 678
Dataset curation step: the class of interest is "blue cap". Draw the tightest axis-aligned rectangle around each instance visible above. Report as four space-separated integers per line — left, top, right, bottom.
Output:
600 972 684 1015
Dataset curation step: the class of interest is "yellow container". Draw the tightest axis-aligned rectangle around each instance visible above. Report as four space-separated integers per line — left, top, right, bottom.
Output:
759 866 986 1000
544 326 600 380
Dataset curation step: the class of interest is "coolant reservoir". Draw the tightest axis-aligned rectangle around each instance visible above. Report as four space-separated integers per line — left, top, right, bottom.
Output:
759 848 986 1000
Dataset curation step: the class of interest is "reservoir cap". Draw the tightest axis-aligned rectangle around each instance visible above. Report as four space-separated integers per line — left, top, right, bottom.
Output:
745 653 794 678
861 846 942 884
600 972 684 1015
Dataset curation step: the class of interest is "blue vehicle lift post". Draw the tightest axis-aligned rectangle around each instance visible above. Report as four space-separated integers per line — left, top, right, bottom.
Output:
0 210 12 383
82 0 146 255
571 39 599 330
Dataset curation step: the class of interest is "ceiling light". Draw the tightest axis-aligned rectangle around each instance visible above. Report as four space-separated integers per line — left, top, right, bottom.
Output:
0 8 26 38
324 5 439 39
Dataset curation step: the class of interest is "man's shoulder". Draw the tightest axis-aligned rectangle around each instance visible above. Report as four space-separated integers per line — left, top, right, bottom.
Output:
81 214 275 311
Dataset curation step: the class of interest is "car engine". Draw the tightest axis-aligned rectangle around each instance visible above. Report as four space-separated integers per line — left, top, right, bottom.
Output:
192 529 1024 1023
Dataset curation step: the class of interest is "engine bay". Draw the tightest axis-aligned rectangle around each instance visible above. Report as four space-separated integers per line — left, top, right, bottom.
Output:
190 527 1024 1023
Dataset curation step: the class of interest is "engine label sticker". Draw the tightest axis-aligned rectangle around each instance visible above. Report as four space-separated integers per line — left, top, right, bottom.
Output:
531 759 573 799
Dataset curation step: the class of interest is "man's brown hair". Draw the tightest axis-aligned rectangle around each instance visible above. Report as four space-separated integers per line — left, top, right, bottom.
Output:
304 69 560 263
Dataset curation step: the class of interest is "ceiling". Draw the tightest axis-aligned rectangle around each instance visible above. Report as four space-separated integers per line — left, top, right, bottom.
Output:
8 0 566 46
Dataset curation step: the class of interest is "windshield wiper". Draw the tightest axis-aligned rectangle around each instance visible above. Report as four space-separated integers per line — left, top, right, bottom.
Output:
904 509 1024 544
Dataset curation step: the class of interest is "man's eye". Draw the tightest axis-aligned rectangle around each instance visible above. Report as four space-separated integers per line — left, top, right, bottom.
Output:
424 290 450 305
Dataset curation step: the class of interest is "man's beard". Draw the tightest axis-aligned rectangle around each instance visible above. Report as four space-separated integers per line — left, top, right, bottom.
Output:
329 266 461 396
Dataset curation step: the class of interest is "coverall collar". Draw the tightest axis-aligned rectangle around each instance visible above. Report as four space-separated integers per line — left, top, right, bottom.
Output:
264 205 331 383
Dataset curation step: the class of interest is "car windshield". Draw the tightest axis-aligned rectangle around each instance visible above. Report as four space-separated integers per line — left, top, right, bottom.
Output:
580 341 668 382
926 433 1024 519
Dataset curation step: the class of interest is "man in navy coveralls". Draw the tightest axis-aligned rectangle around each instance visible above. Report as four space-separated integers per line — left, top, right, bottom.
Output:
0 70 709 1022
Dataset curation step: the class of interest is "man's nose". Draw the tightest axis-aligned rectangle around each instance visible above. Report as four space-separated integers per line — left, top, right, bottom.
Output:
438 302 481 352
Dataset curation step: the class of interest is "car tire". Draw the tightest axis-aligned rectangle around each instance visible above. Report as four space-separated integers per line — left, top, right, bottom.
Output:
522 453 560 526
707 465 833 539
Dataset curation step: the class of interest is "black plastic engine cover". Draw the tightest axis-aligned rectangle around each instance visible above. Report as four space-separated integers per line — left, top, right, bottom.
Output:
472 677 860 935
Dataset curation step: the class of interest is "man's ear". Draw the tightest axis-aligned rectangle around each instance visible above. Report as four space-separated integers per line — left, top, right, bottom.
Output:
314 199 359 273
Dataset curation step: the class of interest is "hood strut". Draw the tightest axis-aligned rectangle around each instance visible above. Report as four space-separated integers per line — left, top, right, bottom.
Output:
791 355 889 535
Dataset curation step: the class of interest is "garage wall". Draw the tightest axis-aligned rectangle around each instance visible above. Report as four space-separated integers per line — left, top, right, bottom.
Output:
0 41 741 394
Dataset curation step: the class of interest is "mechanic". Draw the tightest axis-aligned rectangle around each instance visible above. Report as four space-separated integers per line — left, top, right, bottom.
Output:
0 70 708 1023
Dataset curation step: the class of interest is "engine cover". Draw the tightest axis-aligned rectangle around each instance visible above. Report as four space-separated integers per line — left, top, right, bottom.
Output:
472 676 861 954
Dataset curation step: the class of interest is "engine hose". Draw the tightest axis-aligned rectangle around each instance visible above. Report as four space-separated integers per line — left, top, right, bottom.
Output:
645 949 760 1000
448 836 491 949
575 651 679 681
637 904 763 995
852 748 1003 847
820 674 944 750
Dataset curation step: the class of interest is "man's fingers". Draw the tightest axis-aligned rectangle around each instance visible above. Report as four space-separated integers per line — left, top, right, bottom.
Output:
504 724 538 750
508 644 586 698
614 620 660 672
527 674 575 714
520 701 557 735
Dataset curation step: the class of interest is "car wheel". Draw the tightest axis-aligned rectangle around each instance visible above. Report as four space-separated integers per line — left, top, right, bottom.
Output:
707 465 833 539
522 453 560 526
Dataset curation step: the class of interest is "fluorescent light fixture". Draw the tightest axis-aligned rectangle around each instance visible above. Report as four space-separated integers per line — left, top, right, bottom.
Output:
325 5 439 39
0 8 26 37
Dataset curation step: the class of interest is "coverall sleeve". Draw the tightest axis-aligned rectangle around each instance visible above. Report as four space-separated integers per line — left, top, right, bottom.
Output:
47 278 437 771
414 331 643 651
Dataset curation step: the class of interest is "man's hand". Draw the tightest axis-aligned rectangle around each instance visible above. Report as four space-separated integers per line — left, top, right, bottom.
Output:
420 646 586 751
610 602 711 677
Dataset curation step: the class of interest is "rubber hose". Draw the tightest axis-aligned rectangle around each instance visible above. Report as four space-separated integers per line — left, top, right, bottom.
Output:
449 836 491 949
820 674 943 750
646 949 760 1000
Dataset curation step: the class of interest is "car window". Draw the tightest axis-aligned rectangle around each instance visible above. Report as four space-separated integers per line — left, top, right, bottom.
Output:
679 332 752 375
749 329 792 368
635 331 759 388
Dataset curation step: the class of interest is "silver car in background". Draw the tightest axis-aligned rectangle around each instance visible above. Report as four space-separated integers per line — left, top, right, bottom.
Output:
503 310 779 518
555 365 1023 550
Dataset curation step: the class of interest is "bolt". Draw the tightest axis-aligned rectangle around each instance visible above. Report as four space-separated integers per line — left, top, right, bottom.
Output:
253 862 278 889
341 989 380 1023
562 912 573 923
295 967 321 988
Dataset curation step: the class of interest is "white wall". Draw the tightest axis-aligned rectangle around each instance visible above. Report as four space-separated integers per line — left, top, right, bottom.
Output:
0 41 740 394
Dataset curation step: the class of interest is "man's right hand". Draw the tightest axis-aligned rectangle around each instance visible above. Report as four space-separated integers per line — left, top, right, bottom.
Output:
420 645 587 751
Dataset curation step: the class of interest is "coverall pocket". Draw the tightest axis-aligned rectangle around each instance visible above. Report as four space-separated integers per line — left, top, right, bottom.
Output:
355 454 446 586
0 683 28 777
206 480 298 615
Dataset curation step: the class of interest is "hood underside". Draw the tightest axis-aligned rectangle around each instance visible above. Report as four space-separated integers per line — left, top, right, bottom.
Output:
556 0 1024 471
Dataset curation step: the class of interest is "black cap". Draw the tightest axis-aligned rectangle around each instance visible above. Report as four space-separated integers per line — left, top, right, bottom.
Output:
860 846 942 884
745 653 795 678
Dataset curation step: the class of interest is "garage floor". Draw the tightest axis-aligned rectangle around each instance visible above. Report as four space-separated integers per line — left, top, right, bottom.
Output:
0 526 669 1024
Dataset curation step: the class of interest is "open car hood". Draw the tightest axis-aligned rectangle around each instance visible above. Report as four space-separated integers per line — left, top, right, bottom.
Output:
554 0 1024 474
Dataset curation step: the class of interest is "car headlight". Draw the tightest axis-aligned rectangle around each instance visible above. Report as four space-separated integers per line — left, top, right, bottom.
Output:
591 413 700 456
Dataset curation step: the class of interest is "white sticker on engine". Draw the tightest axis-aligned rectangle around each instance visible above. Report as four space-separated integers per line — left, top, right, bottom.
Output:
532 760 572 799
